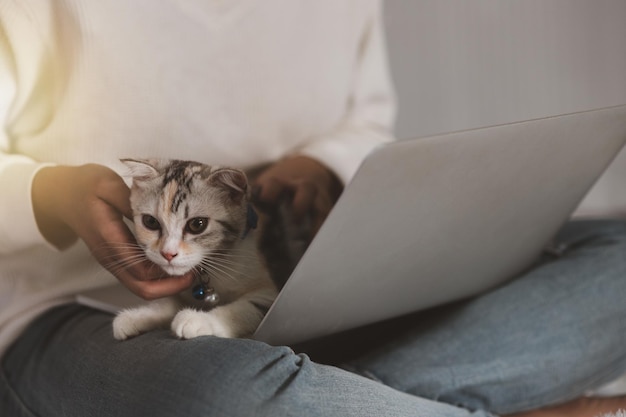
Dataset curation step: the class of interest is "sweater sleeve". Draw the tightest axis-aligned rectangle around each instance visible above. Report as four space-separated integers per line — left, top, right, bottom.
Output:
296 1 397 184
0 3 56 254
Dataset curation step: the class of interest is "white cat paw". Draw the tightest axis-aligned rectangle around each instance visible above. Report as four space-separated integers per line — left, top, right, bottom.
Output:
112 311 144 340
171 309 233 339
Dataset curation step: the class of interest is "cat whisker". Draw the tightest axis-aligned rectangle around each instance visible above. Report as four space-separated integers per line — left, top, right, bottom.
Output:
95 243 145 260
101 241 144 247
206 247 256 254
104 257 149 276
203 256 251 268
202 254 254 270
97 242 145 251
101 249 145 260
97 250 146 264
199 258 259 283
198 259 253 283
101 249 153 272
197 263 240 284
203 250 259 262
199 258 239 278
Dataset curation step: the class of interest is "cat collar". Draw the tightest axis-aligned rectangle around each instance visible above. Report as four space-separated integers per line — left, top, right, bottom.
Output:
192 268 220 305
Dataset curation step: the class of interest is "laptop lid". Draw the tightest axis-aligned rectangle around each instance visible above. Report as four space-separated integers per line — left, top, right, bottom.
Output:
254 105 626 346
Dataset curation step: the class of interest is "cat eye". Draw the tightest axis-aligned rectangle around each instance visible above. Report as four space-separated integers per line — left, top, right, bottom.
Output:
142 215 161 231
185 217 209 235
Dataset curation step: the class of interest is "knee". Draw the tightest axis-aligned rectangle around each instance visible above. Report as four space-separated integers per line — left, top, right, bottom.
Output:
135 336 307 417
559 219 626 251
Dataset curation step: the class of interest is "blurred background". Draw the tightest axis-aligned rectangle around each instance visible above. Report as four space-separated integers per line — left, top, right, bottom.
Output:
382 0 626 216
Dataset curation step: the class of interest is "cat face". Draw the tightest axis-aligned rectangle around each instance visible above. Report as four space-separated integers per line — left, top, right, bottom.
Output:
122 159 250 276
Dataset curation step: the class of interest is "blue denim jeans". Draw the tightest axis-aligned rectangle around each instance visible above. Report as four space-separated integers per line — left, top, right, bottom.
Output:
2 220 626 417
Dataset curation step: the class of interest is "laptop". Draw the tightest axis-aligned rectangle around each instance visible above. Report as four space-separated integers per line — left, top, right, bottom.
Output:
253 104 626 345
78 105 626 346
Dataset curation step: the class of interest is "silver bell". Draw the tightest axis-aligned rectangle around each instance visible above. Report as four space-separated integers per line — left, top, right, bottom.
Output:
204 289 220 306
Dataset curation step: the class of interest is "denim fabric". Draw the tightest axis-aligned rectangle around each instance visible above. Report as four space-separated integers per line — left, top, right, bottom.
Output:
2 220 626 417
346 220 626 415
0 306 493 417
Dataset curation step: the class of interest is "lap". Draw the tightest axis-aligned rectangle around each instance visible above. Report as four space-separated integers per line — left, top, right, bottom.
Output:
1 305 487 417
345 219 626 414
1 305 288 416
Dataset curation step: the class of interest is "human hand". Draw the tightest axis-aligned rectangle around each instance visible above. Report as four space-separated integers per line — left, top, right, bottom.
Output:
31 164 194 299
253 156 343 235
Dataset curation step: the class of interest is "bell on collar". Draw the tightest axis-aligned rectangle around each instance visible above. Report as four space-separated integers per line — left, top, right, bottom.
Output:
192 284 220 306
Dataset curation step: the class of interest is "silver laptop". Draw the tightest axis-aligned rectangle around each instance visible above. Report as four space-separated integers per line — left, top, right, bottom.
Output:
253 104 626 345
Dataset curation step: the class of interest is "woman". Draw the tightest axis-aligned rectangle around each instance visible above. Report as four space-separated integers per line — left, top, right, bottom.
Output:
1 1 625 416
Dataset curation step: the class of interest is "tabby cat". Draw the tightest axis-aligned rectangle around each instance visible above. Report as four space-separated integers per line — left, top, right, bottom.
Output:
112 158 278 340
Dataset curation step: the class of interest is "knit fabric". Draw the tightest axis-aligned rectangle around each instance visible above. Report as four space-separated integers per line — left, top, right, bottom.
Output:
0 0 395 356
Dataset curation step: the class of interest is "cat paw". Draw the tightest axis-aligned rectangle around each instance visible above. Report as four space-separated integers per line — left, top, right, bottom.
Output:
112 311 144 340
171 309 233 339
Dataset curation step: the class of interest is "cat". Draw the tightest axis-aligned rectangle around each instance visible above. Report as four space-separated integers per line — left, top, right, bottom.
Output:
112 158 278 340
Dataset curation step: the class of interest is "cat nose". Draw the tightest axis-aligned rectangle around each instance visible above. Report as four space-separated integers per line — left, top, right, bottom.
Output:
161 251 178 262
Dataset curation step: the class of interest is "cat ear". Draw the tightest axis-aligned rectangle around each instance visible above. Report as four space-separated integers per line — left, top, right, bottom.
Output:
120 158 159 181
208 168 248 203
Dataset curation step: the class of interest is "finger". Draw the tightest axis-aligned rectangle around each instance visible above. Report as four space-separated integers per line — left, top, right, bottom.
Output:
86 212 166 282
311 193 334 236
255 177 292 205
291 181 317 220
90 211 140 266
91 216 195 297
123 272 195 300
99 247 193 299
97 238 194 299
98 211 136 244
97 174 133 220
117 255 167 282
92 238 162 284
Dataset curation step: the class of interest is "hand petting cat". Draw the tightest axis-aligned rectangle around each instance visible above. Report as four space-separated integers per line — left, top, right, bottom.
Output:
253 155 343 236
31 164 195 300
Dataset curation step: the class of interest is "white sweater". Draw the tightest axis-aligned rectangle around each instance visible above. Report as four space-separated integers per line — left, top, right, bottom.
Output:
0 0 396 356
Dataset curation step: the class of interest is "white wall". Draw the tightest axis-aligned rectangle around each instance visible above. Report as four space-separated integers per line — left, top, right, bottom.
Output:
383 0 626 215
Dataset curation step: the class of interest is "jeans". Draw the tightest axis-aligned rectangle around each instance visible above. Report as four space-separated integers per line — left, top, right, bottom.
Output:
2 220 626 417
